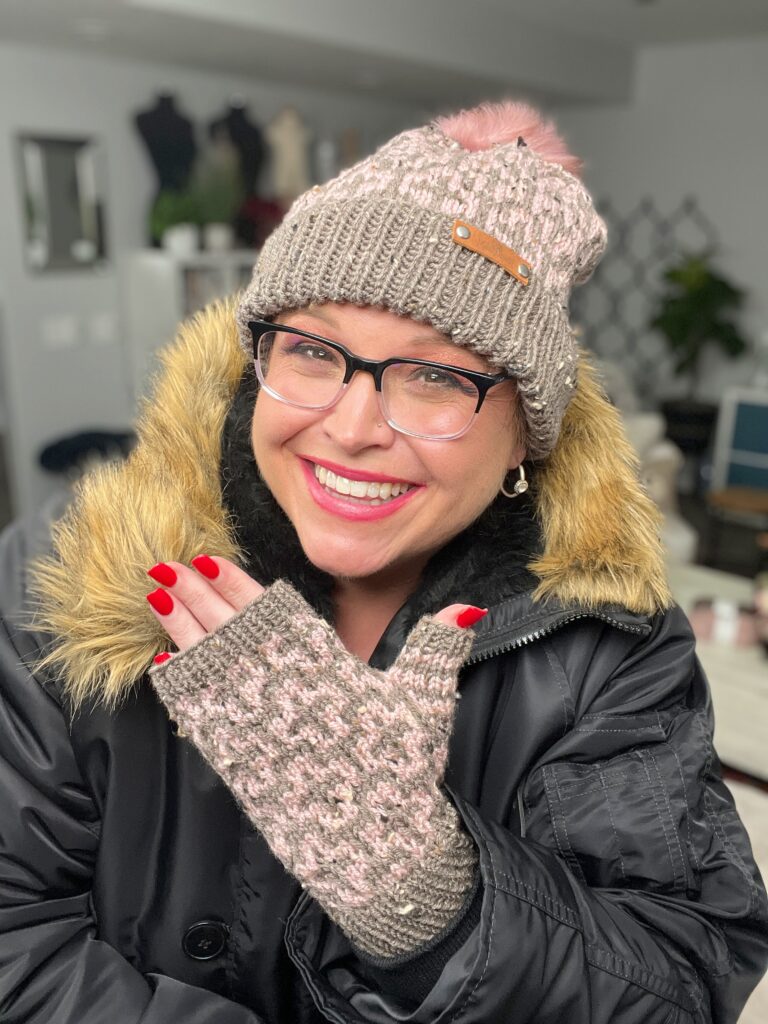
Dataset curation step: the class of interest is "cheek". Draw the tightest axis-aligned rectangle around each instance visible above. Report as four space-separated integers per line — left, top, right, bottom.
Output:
251 394 310 453
427 439 508 509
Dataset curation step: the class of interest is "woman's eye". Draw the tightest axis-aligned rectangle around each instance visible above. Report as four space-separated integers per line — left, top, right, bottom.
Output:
298 344 331 360
410 367 474 394
283 339 334 361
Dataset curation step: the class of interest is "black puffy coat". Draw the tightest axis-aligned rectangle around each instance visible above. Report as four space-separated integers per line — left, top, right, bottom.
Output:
1 304 766 1022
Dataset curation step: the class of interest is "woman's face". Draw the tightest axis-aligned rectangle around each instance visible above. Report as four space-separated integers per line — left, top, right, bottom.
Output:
250 302 525 584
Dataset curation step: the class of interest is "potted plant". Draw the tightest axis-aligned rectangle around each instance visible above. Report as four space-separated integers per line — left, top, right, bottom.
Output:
192 140 244 251
149 188 201 253
648 250 750 455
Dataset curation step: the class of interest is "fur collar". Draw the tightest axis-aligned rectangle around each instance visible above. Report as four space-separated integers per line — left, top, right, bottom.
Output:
26 301 671 709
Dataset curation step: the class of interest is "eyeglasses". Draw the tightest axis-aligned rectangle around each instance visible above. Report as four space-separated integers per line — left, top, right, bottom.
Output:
248 320 511 441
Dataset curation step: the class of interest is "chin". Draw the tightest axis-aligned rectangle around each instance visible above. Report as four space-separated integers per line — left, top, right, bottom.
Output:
304 546 387 581
295 531 407 582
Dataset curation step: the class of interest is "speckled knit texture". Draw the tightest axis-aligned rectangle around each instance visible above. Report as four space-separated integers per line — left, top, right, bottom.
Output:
148 579 478 957
236 105 607 458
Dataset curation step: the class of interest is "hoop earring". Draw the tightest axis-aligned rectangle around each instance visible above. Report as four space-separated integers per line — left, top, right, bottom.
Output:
501 463 528 499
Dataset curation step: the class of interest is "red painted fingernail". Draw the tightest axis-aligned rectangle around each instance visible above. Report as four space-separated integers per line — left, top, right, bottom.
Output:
456 606 488 628
147 562 177 586
154 652 172 665
146 589 174 615
191 554 220 579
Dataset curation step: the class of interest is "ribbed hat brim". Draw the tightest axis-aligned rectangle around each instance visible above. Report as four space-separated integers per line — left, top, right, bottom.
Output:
237 197 577 458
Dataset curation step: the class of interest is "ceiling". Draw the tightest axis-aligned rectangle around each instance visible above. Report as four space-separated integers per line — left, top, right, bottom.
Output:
481 0 768 46
0 0 766 107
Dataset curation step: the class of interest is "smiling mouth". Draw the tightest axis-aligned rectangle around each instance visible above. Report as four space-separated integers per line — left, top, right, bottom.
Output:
312 462 415 505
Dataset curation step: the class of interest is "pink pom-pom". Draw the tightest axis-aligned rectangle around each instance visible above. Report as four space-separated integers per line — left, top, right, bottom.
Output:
434 100 583 178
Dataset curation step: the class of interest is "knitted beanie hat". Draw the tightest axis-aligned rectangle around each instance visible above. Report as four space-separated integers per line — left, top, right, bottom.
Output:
236 101 607 459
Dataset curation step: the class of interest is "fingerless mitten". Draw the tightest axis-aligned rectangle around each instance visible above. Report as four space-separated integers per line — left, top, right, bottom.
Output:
149 580 478 957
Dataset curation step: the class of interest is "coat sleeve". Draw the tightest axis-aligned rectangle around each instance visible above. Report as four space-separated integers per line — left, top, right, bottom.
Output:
284 607 768 1024
0 519 263 1024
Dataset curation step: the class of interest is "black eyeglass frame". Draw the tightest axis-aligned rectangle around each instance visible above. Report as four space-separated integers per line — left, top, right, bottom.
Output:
248 319 511 441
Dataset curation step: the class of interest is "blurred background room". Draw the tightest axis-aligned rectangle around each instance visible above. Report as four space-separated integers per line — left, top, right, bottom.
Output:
0 1 766 1017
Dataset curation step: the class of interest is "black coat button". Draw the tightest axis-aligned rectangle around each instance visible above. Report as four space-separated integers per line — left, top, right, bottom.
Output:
182 920 229 960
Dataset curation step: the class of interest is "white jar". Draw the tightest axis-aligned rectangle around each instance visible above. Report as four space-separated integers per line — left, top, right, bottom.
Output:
162 223 199 256
203 223 235 251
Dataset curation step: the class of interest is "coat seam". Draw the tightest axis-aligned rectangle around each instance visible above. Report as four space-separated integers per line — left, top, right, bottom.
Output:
542 638 574 737
224 817 250 1002
490 872 582 929
697 712 760 912
638 751 688 890
668 743 700 875
542 766 589 886
599 764 627 881
573 725 665 735
485 871 694 1012
441 802 500 1023
645 747 689 889
583 944 693 1014
702 789 760 913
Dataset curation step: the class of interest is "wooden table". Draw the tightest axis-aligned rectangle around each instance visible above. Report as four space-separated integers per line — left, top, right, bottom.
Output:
667 563 767 781
708 487 768 517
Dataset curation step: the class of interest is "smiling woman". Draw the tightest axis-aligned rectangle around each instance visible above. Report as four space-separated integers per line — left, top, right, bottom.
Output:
3 99 767 1024
249 303 524 610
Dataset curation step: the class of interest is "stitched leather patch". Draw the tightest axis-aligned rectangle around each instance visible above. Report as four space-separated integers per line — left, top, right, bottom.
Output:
451 219 532 286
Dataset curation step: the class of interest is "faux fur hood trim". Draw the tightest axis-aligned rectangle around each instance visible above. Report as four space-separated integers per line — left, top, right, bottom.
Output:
25 300 671 709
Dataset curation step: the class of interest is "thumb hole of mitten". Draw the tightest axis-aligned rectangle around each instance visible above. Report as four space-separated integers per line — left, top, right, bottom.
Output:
389 609 477 717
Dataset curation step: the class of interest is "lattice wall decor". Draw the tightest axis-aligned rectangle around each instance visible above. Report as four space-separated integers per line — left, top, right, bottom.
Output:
570 196 719 406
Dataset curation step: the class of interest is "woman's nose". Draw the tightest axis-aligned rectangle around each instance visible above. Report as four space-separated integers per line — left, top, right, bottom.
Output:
321 371 396 452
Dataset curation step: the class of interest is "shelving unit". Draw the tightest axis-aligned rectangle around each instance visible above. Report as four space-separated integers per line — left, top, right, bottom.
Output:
121 249 256 404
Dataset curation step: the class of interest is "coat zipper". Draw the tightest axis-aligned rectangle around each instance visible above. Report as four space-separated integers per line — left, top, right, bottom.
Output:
466 610 649 666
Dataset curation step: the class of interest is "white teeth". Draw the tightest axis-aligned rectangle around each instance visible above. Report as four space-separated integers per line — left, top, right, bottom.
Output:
312 463 413 503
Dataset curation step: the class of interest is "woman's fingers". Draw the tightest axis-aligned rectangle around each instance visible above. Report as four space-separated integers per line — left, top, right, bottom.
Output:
146 556 265 654
146 558 232 651
189 555 265 610
146 578 212 652
433 604 488 629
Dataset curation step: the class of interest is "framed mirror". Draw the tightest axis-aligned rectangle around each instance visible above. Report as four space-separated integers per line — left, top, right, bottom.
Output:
18 134 108 271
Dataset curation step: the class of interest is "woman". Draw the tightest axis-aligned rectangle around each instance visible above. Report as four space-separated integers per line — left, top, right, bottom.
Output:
1 102 766 1023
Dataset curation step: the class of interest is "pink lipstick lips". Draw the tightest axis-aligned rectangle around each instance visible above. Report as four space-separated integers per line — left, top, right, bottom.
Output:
299 458 422 522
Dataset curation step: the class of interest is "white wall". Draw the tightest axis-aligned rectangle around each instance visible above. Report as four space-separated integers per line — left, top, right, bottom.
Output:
0 41 422 518
3 34 767 519
555 36 768 404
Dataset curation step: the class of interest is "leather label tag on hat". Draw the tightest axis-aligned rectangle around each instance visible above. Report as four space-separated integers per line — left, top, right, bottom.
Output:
451 219 532 286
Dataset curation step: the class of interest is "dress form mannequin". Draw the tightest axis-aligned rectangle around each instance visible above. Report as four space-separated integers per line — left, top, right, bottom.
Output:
134 93 197 192
209 100 266 196
265 106 312 205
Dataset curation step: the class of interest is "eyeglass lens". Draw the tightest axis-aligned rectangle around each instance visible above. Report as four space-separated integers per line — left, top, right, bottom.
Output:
257 331 480 439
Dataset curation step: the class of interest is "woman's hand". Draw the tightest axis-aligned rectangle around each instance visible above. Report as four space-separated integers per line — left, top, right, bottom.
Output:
145 555 486 659
145 556 265 658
